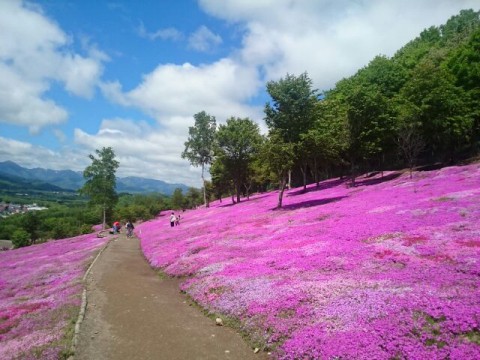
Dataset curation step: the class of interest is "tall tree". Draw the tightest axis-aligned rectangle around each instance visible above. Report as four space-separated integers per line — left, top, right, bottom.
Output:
216 117 263 203
261 131 295 209
182 111 216 208
265 72 319 188
80 147 119 230
399 52 472 162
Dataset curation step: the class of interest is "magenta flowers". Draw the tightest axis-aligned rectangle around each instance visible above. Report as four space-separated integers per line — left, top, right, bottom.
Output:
0 233 108 359
138 164 480 359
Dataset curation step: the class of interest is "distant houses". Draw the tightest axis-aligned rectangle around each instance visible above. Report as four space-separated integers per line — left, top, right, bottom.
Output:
0 202 47 217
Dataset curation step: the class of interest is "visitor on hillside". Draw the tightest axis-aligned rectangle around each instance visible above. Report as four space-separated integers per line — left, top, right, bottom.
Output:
126 221 134 237
170 212 176 227
175 214 181 226
112 221 121 234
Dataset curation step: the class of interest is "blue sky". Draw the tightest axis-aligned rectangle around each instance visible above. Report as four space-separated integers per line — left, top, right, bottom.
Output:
1 0 479 187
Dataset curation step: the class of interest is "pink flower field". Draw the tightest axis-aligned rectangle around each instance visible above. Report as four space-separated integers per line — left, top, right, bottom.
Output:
0 233 108 359
138 164 480 359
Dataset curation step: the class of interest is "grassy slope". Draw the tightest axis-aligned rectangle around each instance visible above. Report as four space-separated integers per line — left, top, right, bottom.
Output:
138 163 480 359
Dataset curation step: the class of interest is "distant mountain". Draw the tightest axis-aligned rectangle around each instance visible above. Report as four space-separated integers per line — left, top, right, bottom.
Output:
0 172 73 192
116 176 189 194
0 161 190 195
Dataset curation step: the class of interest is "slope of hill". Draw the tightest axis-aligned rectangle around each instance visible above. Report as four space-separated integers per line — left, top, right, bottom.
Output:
0 161 189 195
137 164 480 359
0 233 109 359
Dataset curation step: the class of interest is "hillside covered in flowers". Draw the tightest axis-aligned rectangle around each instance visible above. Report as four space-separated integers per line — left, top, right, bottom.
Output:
138 163 480 359
0 234 108 359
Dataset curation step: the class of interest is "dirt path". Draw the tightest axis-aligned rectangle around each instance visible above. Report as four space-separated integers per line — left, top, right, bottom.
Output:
75 233 265 360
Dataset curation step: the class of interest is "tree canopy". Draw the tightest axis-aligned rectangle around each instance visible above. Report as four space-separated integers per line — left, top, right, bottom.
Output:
80 147 119 229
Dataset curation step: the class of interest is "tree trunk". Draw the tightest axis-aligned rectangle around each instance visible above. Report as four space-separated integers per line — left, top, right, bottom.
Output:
244 183 251 200
301 162 307 192
277 177 287 209
235 180 241 203
287 170 292 189
102 205 106 230
351 160 356 187
202 163 208 208
314 157 319 187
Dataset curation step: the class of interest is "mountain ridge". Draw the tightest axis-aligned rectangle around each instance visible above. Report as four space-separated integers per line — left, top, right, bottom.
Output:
0 161 190 195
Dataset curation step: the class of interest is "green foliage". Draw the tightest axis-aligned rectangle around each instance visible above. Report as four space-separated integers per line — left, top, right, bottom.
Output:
171 188 185 210
265 72 318 144
182 111 217 207
11 229 30 248
216 117 263 202
80 147 119 229
260 131 295 208
22 212 41 243
184 187 203 209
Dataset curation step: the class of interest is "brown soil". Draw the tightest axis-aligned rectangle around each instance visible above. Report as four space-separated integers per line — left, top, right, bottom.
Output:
75 233 267 360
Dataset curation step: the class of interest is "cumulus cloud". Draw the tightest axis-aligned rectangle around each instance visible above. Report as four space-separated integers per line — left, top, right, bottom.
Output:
188 25 222 52
100 58 263 124
199 0 480 90
74 118 202 186
0 136 89 171
0 0 106 131
137 22 184 41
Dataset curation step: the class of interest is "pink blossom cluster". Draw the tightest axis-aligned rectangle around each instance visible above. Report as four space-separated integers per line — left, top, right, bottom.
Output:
0 233 108 359
138 164 480 359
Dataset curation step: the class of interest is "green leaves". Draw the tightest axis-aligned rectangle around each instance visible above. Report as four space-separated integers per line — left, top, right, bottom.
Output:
182 111 217 167
80 147 119 228
182 111 217 207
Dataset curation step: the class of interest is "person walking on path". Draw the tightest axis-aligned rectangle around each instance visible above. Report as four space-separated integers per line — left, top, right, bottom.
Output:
170 212 176 227
126 221 134 237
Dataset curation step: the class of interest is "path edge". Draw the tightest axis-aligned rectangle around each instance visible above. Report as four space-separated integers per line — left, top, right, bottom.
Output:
67 235 114 360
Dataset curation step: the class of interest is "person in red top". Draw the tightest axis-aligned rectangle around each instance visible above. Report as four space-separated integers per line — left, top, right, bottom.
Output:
113 221 121 234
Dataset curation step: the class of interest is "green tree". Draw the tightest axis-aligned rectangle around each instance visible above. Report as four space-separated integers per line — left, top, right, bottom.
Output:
216 117 263 203
182 111 217 208
22 211 40 243
210 157 233 203
171 188 185 210
399 53 472 162
184 187 202 209
11 229 30 248
80 147 119 230
261 131 295 209
265 72 319 188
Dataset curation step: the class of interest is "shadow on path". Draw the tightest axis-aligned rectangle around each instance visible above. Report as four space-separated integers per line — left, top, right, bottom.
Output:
75 233 263 360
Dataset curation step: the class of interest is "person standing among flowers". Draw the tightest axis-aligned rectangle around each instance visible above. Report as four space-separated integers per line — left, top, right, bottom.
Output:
170 212 176 227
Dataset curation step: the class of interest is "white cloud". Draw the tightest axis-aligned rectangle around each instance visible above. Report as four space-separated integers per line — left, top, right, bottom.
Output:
137 22 184 41
73 118 202 187
0 0 106 130
188 25 222 52
0 136 89 171
199 0 480 90
101 58 263 124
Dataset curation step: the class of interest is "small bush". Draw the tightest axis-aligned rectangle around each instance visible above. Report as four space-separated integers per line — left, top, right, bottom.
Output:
11 229 30 248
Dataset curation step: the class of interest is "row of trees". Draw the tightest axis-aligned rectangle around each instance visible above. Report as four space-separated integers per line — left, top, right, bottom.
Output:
183 9 480 209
